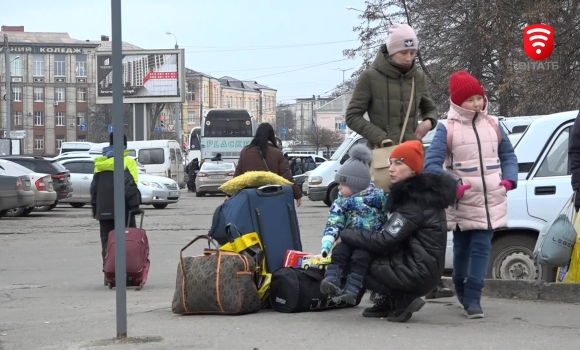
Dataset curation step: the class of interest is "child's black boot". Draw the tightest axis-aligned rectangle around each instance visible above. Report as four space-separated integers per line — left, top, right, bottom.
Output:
319 264 343 297
340 272 363 305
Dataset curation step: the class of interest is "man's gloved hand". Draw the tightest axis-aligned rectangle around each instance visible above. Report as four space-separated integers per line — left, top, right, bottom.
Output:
456 184 472 200
321 241 333 258
575 190 580 212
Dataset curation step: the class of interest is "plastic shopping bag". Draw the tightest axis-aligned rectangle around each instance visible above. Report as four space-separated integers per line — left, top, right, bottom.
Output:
533 193 577 267
557 211 580 283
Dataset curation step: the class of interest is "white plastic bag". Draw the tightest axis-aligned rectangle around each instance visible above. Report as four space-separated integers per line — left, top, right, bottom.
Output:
533 193 577 267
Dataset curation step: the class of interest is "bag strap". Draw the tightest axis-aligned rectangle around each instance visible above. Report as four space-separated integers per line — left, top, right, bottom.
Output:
484 115 503 145
399 77 415 145
256 146 270 171
298 267 324 282
446 119 455 157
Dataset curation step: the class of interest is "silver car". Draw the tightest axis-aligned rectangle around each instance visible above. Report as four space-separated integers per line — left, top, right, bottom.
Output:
59 158 180 209
194 162 235 197
0 159 57 216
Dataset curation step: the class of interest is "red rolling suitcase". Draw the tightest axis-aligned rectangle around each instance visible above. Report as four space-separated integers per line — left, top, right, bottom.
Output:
103 212 150 290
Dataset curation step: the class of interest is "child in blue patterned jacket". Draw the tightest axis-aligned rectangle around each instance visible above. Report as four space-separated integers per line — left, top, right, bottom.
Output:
319 144 388 305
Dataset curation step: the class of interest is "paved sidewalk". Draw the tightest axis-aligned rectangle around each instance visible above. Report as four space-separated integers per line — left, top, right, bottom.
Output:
2 196 580 349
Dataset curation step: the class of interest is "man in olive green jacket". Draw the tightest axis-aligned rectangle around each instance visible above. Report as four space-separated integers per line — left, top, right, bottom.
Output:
346 24 438 147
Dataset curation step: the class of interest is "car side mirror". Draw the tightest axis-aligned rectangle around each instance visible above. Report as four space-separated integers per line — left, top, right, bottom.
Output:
340 154 349 165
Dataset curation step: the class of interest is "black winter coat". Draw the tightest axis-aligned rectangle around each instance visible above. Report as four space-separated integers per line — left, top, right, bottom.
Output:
90 168 140 221
340 172 456 295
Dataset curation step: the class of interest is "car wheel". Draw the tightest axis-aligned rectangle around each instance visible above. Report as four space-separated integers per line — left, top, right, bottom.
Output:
327 185 339 206
0 209 8 218
195 191 205 197
488 233 556 282
35 201 58 212
69 203 86 208
6 207 25 217
22 207 34 216
153 204 168 209
322 198 331 206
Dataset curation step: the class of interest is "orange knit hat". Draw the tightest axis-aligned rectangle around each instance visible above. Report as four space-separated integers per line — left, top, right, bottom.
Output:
390 140 424 174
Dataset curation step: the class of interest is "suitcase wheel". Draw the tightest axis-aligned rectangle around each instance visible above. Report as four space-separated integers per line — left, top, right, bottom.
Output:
108 282 115 289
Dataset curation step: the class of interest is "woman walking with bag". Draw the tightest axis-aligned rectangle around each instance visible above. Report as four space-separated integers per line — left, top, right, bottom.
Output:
234 122 302 207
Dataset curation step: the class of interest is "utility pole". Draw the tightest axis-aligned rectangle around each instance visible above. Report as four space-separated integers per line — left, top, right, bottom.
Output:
300 103 304 144
3 34 11 138
110 0 128 339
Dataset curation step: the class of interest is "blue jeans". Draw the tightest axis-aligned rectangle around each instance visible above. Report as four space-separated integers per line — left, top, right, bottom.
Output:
452 229 493 308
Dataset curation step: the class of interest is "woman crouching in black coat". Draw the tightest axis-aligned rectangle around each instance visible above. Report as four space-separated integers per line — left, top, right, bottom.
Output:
339 140 456 322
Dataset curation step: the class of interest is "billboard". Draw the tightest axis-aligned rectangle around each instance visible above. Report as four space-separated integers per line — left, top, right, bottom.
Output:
95 49 185 104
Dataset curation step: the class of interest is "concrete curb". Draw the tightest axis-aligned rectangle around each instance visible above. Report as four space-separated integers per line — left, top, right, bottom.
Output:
441 277 580 303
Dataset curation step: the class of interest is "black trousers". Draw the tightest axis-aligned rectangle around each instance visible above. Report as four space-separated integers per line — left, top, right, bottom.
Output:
99 215 136 263
331 242 371 277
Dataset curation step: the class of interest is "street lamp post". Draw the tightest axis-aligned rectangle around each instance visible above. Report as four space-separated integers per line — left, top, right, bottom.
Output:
3 34 20 139
347 6 370 68
334 67 354 135
165 31 181 144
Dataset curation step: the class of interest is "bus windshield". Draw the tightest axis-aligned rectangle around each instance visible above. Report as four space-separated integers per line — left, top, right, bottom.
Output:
204 110 252 137
189 127 201 150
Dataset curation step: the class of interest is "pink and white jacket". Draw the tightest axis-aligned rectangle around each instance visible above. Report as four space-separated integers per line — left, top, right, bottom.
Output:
423 99 518 232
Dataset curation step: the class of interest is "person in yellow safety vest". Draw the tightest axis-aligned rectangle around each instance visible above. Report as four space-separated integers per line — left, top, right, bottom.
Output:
90 132 141 284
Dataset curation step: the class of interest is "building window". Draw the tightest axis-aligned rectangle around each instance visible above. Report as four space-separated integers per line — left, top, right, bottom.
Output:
34 136 45 150
188 112 195 124
213 87 218 106
55 88 65 102
77 88 87 102
34 111 44 126
54 54 66 76
56 136 66 149
12 87 22 102
14 111 22 126
34 87 44 102
10 54 22 76
33 54 44 76
186 82 195 101
77 112 86 126
56 112 65 126
76 54 87 77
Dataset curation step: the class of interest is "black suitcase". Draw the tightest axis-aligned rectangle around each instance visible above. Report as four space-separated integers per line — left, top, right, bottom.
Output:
209 184 302 273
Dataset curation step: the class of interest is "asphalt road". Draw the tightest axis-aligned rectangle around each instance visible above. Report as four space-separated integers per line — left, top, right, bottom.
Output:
1 193 580 350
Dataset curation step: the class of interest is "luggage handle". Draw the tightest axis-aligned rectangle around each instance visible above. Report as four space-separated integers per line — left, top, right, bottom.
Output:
180 235 220 259
256 184 283 196
225 223 243 244
128 210 145 229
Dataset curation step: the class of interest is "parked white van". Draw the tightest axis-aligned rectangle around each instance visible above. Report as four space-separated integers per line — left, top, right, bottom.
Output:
59 142 97 155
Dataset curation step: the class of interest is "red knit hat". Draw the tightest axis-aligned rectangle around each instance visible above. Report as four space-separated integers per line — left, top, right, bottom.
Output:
390 140 424 174
449 71 485 106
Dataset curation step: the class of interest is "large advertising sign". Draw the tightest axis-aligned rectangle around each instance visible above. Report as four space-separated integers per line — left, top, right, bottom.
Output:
95 49 185 104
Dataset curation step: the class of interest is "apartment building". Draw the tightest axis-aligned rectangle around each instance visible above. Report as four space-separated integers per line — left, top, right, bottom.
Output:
182 69 221 133
295 96 334 143
0 25 100 154
219 76 277 125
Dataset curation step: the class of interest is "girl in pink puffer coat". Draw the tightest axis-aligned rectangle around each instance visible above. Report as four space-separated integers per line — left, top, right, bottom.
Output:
423 71 518 319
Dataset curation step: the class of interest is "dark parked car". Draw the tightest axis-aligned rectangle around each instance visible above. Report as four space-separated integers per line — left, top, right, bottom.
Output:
0 155 72 210
0 174 35 219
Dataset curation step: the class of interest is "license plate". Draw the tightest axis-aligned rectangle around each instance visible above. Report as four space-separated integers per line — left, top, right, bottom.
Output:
209 175 225 179
169 191 180 197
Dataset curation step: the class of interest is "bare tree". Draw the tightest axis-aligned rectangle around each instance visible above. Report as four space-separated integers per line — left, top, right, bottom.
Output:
304 127 344 153
146 103 166 139
276 103 297 139
343 0 580 117
87 104 134 143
